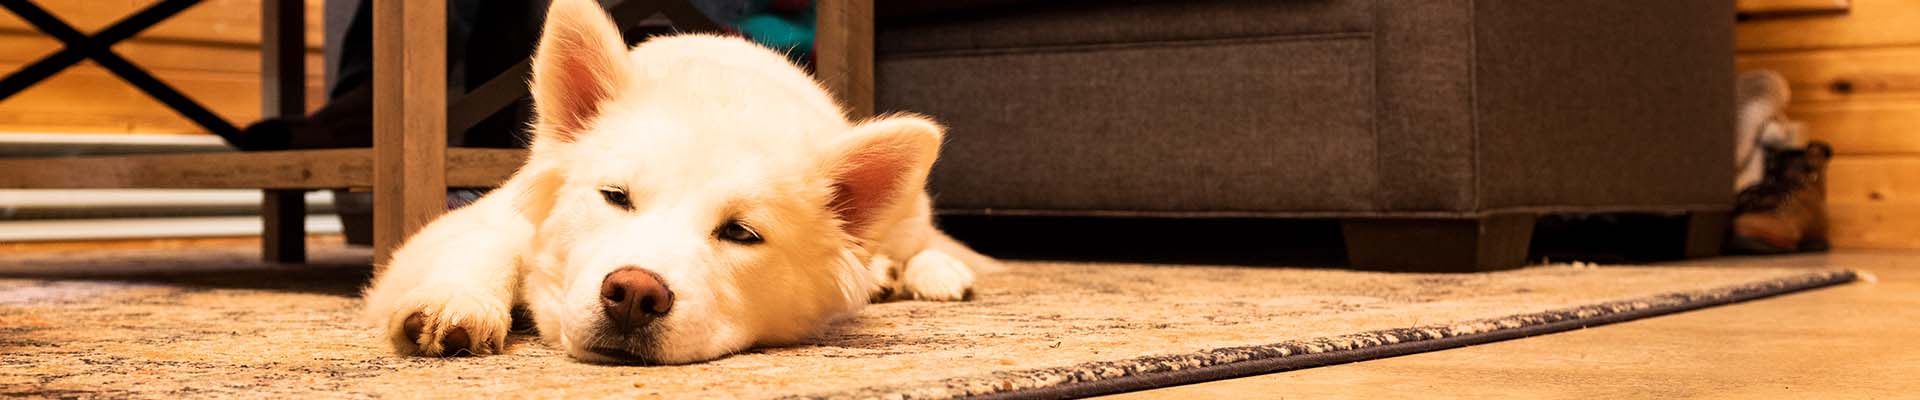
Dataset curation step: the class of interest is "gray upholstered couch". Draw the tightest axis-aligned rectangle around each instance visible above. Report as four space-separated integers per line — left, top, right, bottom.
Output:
874 1 1735 270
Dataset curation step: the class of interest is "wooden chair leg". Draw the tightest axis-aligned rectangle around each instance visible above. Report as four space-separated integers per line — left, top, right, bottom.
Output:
816 0 874 119
1341 213 1537 272
262 190 307 262
372 0 448 265
261 0 305 263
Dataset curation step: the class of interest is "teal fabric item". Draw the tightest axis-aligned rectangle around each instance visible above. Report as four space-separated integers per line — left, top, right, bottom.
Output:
735 8 815 60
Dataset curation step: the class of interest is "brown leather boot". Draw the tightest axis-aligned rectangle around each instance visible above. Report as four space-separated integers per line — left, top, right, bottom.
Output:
1729 142 1832 253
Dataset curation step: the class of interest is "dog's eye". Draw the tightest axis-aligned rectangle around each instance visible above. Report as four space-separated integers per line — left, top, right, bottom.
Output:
716 220 763 244
599 187 632 210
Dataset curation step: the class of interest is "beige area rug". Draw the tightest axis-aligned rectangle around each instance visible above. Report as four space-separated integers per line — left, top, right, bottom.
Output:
0 245 1852 399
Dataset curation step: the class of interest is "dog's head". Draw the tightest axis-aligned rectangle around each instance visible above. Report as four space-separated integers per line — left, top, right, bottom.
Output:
514 0 941 364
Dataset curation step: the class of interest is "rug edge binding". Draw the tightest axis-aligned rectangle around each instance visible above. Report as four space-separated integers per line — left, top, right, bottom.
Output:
799 269 1858 400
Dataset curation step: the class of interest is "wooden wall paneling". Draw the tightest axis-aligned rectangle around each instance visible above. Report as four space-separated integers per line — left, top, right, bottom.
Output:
1827 202 1920 249
0 0 325 49
0 61 325 134
1737 47 1920 103
1738 0 1851 16
1788 100 1920 155
0 2 326 136
1826 156 1920 204
1738 0 1920 51
0 148 521 189
1822 156 1920 249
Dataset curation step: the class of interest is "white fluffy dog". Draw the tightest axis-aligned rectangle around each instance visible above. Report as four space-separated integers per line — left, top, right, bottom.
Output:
361 0 993 364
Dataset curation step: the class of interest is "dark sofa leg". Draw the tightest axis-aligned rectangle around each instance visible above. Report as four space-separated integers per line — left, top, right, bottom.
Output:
1682 210 1731 258
1341 213 1537 272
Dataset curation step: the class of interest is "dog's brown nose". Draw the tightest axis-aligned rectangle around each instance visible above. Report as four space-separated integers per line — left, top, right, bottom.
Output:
601 266 673 328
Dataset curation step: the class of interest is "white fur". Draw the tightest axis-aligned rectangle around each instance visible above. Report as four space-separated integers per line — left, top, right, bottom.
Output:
361 0 993 364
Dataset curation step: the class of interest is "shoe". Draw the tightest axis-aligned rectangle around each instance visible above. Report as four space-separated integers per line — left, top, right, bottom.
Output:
1729 142 1832 254
227 81 376 151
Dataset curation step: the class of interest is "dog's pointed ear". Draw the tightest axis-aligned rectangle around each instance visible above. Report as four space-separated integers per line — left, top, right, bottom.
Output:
823 115 944 241
530 0 630 143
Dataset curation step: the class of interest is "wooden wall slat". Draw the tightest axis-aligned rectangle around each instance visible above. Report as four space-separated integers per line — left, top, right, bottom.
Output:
1737 0 1920 52
1827 203 1920 249
0 148 521 189
0 36 325 76
1737 47 1920 103
1827 156 1920 204
0 62 325 134
1826 155 1918 255
1738 0 1851 16
1791 100 1920 155
1739 0 1920 249
0 0 325 49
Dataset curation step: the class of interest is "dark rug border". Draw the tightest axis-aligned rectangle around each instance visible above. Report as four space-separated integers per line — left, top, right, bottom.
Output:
945 269 1858 400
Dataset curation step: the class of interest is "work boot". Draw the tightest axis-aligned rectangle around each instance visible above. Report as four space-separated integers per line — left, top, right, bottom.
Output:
1729 142 1832 253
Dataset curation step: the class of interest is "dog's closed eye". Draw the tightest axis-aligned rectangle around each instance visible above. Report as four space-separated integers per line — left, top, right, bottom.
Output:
599 186 632 210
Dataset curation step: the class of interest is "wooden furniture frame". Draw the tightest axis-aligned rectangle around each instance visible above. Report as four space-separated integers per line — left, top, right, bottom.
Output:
0 0 873 264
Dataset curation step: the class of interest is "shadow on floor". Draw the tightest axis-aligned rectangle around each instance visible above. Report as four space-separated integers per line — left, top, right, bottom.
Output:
939 214 1726 269
938 216 1351 268
0 248 375 297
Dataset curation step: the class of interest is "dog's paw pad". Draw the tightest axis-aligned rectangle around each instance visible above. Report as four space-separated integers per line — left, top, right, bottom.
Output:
441 327 474 357
403 311 428 340
902 250 975 301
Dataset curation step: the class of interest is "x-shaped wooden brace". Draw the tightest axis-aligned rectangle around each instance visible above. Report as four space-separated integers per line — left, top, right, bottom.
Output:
0 0 240 138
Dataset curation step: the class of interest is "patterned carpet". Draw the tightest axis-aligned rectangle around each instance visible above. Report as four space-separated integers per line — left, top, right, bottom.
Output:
0 245 1852 399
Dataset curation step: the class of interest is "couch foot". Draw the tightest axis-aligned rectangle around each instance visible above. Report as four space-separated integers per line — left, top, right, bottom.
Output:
1340 213 1536 272
1682 211 1731 258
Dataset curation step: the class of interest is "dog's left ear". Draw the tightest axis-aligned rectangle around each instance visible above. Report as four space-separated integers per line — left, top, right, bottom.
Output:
823 115 944 241
529 0 631 144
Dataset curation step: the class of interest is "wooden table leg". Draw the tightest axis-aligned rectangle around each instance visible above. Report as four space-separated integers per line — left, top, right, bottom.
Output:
815 0 874 119
372 0 447 265
261 0 305 263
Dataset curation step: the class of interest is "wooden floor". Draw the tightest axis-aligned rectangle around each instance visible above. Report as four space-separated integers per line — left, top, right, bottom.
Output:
1107 250 1920 399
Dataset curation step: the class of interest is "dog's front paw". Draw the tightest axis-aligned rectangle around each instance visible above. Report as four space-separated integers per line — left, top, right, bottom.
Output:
866 254 901 302
900 249 975 301
384 287 512 357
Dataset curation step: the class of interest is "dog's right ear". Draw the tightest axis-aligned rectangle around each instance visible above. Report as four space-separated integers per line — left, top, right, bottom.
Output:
530 0 631 143
821 115 945 242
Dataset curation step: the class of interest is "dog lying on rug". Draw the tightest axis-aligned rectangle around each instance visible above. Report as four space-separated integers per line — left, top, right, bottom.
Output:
362 0 994 364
